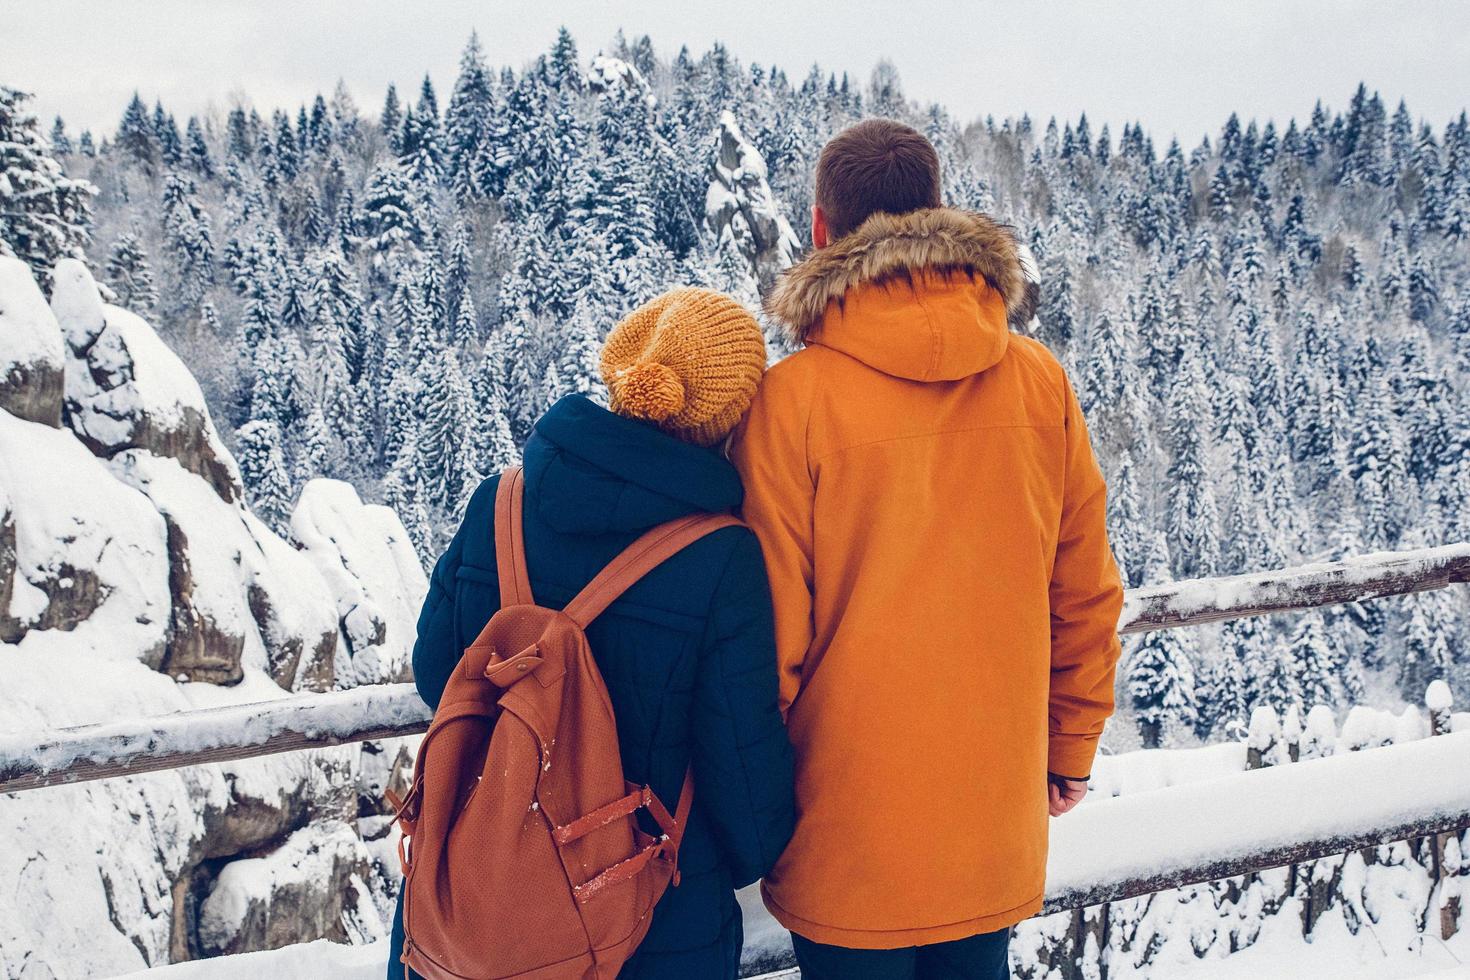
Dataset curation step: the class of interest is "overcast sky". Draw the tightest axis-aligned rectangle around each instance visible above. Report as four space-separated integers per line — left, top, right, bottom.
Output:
4 0 1468 146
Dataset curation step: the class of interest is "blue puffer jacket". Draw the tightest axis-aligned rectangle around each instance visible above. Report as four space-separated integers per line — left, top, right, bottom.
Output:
388 394 796 980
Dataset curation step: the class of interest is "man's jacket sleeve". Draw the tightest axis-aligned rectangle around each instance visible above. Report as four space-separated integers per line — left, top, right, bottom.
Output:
729 377 814 715
1048 377 1125 779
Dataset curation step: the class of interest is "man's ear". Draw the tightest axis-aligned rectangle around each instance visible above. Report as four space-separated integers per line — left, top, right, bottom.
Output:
811 205 829 249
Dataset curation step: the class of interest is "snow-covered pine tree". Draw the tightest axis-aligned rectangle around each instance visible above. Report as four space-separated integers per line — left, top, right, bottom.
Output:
104 232 159 313
356 163 426 275
445 32 495 199
48 116 72 155
0 86 95 285
184 116 214 178
116 93 159 172
414 348 480 518
1126 534 1200 748
1288 610 1341 712
154 105 183 167
380 83 403 153
1163 347 1222 578
1398 590 1454 699
160 171 215 304
236 418 294 533
1196 643 1250 740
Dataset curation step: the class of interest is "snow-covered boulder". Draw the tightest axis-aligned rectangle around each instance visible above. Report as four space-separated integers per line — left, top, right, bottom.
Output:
0 255 64 426
705 110 799 292
50 258 243 504
290 479 427 688
587 54 655 106
0 409 169 657
197 823 384 957
109 450 339 689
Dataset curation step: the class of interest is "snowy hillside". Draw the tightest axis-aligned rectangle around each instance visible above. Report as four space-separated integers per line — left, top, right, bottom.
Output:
0 256 425 975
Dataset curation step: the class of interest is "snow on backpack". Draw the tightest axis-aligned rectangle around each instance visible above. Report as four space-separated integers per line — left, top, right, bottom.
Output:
390 466 741 980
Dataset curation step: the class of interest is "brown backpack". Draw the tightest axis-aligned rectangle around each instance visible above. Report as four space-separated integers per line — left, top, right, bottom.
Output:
392 466 741 980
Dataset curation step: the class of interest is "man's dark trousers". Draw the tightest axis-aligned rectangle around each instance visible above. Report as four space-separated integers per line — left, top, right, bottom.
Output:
790 928 1010 980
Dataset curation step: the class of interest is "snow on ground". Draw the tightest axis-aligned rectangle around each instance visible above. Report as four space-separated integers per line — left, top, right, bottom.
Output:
113 939 389 980
1144 899 1470 979
112 919 1470 980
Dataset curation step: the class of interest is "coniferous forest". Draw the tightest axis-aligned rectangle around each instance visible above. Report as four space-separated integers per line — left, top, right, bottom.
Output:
4 28 1469 751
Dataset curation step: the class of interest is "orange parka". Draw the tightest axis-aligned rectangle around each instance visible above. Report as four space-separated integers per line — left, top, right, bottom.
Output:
731 208 1124 949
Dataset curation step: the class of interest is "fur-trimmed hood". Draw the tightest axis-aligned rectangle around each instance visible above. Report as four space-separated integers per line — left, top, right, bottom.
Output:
765 208 1040 345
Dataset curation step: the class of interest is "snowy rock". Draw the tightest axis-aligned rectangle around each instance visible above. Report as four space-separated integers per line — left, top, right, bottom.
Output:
49 258 243 504
110 450 338 688
0 255 64 426
193 735 360 863
356 737 415 819
196 822 384 957
586 55 655 107
290 479 427 688
0 409 169 656
705 110 799 293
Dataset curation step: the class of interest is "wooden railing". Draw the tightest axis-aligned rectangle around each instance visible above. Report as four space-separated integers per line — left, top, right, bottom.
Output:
2 542 1465 796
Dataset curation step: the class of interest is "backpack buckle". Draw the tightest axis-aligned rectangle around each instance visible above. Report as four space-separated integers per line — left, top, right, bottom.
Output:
484 644 544 687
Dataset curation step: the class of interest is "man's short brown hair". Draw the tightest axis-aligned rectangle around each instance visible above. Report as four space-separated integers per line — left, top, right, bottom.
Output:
814 119 943 239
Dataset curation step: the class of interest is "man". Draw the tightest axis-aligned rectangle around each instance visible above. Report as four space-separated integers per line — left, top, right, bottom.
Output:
731 119 1123 979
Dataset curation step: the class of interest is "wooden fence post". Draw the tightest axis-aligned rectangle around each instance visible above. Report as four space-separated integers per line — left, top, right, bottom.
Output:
1427 681 1460 940
1283 705 1303 764
1247 706 1279 771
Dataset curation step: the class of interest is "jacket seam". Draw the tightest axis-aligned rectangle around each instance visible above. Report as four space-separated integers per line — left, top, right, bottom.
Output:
1008 337 1068 414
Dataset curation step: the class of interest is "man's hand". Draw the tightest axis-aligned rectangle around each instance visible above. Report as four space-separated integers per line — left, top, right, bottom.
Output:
1047 773 1088 817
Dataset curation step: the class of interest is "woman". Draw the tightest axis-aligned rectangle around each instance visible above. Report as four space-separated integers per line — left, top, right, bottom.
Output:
388 287 796 979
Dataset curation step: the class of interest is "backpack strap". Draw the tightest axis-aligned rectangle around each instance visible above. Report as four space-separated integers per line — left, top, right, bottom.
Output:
561 513 744 629
559 512 736 882
494 466 535 607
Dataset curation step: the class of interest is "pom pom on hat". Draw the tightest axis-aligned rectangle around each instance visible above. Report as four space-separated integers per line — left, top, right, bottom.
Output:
613 362 686 422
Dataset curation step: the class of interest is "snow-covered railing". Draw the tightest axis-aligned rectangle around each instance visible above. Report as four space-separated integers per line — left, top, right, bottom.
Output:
0 685 432 794
1040 728 1470 913
1117 541 1470 633
1 542 1466 796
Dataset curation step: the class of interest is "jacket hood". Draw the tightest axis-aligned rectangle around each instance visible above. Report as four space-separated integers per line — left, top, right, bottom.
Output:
522 394 743 535
763 208 1040 382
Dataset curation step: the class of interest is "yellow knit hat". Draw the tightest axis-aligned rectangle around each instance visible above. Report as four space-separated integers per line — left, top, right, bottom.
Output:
600 288 767 447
